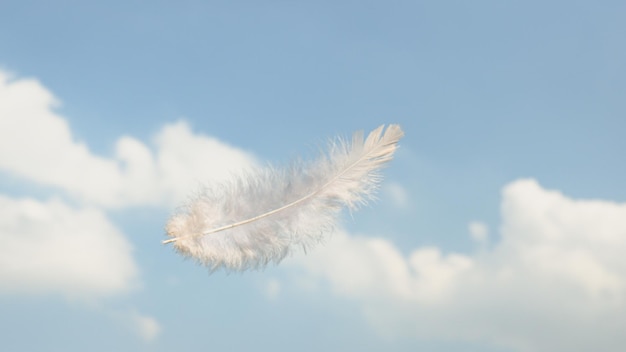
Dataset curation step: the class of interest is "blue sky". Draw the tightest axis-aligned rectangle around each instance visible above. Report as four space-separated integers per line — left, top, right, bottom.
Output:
1 1 625 351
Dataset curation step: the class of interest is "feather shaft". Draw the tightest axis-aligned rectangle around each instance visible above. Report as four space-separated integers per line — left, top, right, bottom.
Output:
162 132 393 244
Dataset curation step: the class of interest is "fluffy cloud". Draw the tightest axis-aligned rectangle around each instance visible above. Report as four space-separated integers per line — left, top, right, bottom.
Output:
117 120 257 207
288 179 626 352
0 70 256 208
0 195 138 298
0 69 255 341
0 69 259 296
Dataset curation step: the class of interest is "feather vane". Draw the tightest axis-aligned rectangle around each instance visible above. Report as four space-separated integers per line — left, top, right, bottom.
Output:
164 124 404 271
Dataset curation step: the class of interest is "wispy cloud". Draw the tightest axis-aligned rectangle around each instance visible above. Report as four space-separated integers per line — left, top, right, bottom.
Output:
105 309 162 342
468 221 489 243
130 311 161 342
264 278 282 300
285 179 626 352
384 182 409 209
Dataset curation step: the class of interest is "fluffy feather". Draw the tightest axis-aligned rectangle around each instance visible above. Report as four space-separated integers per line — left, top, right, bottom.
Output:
164 124 404 271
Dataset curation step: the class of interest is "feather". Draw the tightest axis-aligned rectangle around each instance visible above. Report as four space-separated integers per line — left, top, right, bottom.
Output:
163 124 404 271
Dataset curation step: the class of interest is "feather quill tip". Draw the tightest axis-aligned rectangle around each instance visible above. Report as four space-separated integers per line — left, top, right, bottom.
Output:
163 124 404 271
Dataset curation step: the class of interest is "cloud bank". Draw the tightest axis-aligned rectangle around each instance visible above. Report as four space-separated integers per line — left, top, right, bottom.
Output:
289 179 626 352
0 69 258 341
0 70 258 299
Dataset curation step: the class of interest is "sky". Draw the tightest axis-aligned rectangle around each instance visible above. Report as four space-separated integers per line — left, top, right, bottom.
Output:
1 1 625 351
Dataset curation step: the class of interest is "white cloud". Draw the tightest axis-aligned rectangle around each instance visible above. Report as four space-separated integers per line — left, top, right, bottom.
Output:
0 70 256 208
149 120 257 206
0 69 263 341
287 179 626 352
0 195 139 298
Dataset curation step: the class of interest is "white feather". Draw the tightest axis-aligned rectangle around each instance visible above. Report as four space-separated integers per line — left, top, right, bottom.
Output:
164 124 404 271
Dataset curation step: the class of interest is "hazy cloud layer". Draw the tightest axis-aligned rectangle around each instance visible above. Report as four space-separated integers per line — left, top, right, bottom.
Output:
289 179 626 352
0 70 256 208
